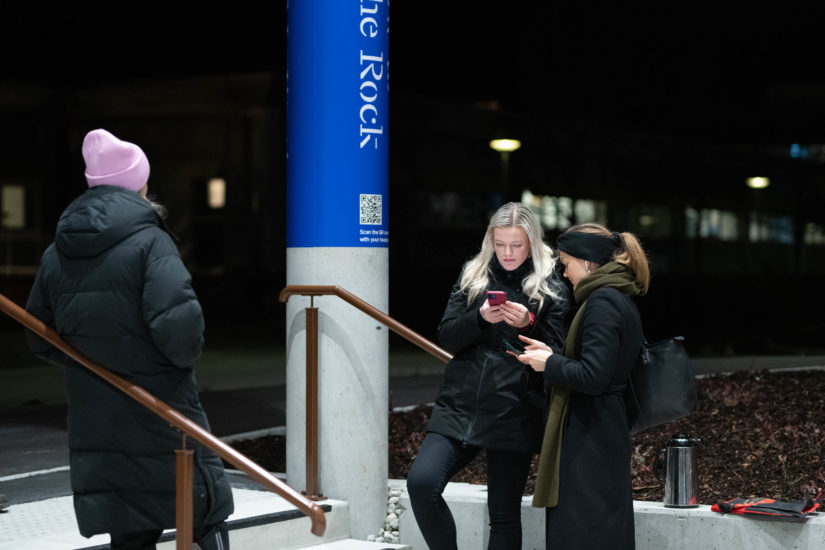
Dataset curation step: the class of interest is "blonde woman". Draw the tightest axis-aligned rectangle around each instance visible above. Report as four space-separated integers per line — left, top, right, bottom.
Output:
515 222 651 550
407 202 570 550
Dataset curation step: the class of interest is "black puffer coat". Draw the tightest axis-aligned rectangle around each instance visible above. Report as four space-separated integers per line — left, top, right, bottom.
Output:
25 185 233 537
426 257 570 453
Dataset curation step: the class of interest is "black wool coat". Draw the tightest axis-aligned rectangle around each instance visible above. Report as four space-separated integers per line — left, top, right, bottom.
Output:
542 286 642 550
25 186 233 537
426 257 570 453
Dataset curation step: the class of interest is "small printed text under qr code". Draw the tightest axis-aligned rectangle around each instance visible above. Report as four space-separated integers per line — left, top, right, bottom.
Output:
360 194 382 225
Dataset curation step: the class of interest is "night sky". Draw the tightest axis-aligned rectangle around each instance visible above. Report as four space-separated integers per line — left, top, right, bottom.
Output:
3 3 822 146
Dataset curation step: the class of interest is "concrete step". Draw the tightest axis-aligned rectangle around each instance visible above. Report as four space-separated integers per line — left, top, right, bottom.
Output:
295 540 410 549
0 485 353 550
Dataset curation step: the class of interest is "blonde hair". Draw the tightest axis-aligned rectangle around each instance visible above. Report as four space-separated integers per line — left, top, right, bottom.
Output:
564 223 650 294
459 202 562 308
147 197 167 219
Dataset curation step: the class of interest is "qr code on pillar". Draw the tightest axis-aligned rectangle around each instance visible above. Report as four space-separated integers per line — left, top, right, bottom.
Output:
359 194 383 225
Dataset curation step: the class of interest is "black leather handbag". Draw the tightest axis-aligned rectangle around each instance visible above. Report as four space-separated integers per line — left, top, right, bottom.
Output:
624 336 698 434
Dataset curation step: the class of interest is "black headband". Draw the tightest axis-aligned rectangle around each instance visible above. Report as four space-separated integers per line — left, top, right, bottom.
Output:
556 231 618 265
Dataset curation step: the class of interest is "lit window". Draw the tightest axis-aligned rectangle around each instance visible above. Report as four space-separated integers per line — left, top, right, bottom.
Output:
685 207 739 241
521 190 607 230
749 213 794 244
804 223 825 245
208 178 226 209
1 184 25 229
575 200 607 225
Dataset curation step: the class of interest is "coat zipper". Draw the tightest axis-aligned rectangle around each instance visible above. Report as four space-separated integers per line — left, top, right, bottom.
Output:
461 352 491 447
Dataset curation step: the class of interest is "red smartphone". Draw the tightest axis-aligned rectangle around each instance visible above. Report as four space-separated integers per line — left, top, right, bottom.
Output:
487 291 507 305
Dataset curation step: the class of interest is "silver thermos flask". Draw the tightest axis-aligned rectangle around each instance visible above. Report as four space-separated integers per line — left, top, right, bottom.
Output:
655 433 701 507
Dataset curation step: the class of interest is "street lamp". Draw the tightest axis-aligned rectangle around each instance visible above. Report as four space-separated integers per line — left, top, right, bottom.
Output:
489 139 522 153
489 139 522 200
746 177 769 189
746 177 769 242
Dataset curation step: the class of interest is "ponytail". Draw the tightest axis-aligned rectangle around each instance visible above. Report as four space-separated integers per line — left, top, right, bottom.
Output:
613 232 650 294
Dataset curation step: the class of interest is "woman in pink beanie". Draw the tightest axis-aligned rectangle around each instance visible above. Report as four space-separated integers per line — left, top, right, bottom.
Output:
25 129 234 550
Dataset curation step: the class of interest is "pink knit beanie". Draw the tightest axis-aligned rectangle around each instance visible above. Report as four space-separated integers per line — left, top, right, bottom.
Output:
82 129 150 192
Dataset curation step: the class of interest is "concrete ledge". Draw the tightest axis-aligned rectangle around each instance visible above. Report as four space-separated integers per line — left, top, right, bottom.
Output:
634 501 825 550
392 480 825 550
393 480 544 550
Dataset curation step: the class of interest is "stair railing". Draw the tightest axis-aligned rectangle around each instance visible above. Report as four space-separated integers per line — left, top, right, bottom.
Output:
0 293 326 548
278 284 453 500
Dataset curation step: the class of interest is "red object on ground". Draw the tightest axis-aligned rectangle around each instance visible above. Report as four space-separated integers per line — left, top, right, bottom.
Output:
711 491 823 520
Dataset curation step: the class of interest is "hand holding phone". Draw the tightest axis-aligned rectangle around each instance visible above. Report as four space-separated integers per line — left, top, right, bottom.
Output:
487 291 507 306
501 337 526 354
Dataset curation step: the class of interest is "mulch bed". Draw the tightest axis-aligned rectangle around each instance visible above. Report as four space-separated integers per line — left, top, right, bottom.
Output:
227 369 825 505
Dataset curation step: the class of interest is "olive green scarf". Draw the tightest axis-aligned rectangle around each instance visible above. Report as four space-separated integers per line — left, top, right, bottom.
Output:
532 262 641 507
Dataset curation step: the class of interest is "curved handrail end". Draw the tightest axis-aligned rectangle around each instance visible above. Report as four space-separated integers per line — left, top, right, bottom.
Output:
309 505 327 536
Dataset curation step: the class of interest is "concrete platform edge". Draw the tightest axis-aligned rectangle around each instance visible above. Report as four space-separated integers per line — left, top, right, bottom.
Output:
391 480 825 550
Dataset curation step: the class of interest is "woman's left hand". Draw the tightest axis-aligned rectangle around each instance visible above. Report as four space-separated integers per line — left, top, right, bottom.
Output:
500 301 532 328
514 348 552 372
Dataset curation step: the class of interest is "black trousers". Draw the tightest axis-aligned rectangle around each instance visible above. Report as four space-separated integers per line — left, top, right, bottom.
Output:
110 521 229 550
406 432 533 550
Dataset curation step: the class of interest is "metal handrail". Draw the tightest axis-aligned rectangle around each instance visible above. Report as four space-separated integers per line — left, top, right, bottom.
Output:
0 293 327 542
278 285 453 364
278 284 453 500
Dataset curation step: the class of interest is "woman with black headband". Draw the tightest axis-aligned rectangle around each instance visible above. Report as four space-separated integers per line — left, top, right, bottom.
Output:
513 222 650 550
407 202 570 550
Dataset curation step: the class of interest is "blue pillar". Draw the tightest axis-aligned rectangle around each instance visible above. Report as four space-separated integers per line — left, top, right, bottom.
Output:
285 0 389 540
287 0 388 248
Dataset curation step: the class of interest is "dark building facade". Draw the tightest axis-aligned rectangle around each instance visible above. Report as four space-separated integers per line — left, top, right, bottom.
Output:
2 4 824 361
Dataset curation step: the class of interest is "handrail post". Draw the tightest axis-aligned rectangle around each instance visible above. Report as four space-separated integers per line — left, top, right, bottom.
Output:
279 284 454 504
305 304 323 500
175 437 194 550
